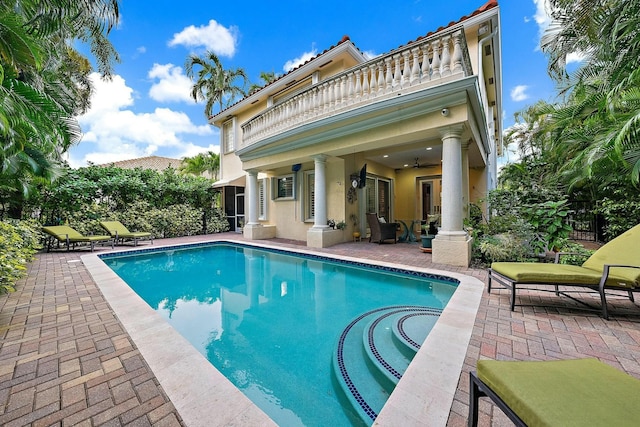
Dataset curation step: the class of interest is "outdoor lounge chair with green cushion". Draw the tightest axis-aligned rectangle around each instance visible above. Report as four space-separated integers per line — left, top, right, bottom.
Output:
99 221 153 246
469 358 640 427
488 223 640 319
42 225 114 252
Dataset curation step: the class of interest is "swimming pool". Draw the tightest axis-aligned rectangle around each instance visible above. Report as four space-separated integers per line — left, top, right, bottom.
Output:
83 239 481 425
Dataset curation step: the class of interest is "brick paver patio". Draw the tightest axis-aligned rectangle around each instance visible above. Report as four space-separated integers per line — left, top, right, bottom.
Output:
1 233 639 426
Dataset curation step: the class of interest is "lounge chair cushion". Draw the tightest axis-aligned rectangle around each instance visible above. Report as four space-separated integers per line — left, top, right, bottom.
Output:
100 221 152 239
42 226 111 242
492 262 636 289
477 358 640 427
491 263 603 285
581 224 640 285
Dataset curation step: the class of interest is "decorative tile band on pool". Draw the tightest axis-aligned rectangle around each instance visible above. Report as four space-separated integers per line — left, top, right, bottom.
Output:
99 240 460 285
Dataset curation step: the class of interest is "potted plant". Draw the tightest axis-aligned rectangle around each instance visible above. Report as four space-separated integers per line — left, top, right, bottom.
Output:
420 218 438 251
336 220 347 230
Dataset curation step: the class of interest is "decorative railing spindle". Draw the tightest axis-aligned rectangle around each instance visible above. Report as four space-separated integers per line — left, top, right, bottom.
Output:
441 35 451 76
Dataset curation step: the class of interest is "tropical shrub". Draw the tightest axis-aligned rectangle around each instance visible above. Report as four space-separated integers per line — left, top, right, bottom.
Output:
554 241 595 266
597 197 640 241
27 165 229 237
61 200 229 238
472 188 576 265
521 200 573 253
476 233 537 264
0 220 41 293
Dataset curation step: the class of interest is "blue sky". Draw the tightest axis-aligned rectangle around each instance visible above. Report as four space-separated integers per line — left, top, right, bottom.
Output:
68 0 563 168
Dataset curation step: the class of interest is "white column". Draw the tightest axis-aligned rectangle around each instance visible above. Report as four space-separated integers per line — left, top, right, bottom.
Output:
432 126 472 267
439 126 465 234
461 141 470 219
246 170 259 226
312 155 329 229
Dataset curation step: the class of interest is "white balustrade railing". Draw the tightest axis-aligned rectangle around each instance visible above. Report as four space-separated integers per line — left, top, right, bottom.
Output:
240 27 472 149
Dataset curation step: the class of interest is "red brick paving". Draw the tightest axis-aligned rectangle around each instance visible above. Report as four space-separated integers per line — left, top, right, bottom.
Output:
1 233 639 426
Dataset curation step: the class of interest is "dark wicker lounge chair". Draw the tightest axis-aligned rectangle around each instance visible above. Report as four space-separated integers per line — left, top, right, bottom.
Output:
366 212 397 244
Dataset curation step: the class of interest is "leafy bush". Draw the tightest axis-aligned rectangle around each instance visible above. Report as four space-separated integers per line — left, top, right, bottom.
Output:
61 200 229 238
28 165 230 238
0 220 41 293
597 198 640 241
554 241 595 266
205 207 231 234
474 230 537 265
472 188 576 265
522 199 573 253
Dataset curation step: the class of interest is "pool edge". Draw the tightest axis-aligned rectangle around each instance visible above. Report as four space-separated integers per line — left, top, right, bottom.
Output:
82 238 483 427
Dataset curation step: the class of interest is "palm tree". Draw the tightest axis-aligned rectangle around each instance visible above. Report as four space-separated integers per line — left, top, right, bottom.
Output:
539 0 640 185
185 51 248 117
248 70 279 94
0 0 121 217
180 152 220 180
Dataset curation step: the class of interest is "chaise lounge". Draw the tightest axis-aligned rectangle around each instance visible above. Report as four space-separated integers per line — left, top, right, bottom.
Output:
99 220 153 246
488 223 640 319
42 225 114 252
469 358 640 427
366 212 397 244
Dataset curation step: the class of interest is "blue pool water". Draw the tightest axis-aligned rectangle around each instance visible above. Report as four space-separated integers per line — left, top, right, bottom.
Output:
101 243 457 426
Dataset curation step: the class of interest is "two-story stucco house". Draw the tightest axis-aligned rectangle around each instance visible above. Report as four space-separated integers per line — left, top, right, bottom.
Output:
211 1 502 267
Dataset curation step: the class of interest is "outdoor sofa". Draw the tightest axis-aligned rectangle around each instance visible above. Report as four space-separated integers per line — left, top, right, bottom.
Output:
488 223 640 319
42 225 114 252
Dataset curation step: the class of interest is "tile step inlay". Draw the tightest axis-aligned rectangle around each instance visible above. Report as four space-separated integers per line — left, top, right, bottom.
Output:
332 305 442 424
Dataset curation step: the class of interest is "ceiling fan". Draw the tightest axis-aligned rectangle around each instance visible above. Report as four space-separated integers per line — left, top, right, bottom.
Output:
413 157 438 168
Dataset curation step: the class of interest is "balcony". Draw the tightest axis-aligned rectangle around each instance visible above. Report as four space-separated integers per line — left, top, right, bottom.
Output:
240 27 473 150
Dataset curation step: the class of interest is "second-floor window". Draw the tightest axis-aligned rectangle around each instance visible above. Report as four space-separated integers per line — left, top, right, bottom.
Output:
223 119 235 153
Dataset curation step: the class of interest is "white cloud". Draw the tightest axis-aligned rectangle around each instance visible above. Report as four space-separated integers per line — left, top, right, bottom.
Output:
510 85 530 102
496 123 525 174
168 20 238 58
531 0 586 66
532 0 551 30
566 51 587 64
177 143 220 159
71 73 214 168
148 63 194 103
283 48 317 72
362 50 379 60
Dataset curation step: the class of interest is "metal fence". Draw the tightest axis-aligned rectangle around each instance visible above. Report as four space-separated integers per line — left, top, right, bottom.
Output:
565 200 605 242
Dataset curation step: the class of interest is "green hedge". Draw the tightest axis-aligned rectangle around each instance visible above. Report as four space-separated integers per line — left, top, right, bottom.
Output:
64 201 230 238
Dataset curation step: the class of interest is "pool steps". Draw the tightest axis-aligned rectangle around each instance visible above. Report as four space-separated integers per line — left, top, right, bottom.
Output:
332 306 442 425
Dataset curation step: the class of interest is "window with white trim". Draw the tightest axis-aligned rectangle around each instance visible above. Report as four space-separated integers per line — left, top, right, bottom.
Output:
304 171 315 221
258 178 268 220
222 118 235 153
272 174 296 200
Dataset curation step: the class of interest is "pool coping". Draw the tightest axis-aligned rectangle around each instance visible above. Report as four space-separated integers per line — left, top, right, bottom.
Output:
82 238 484 427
